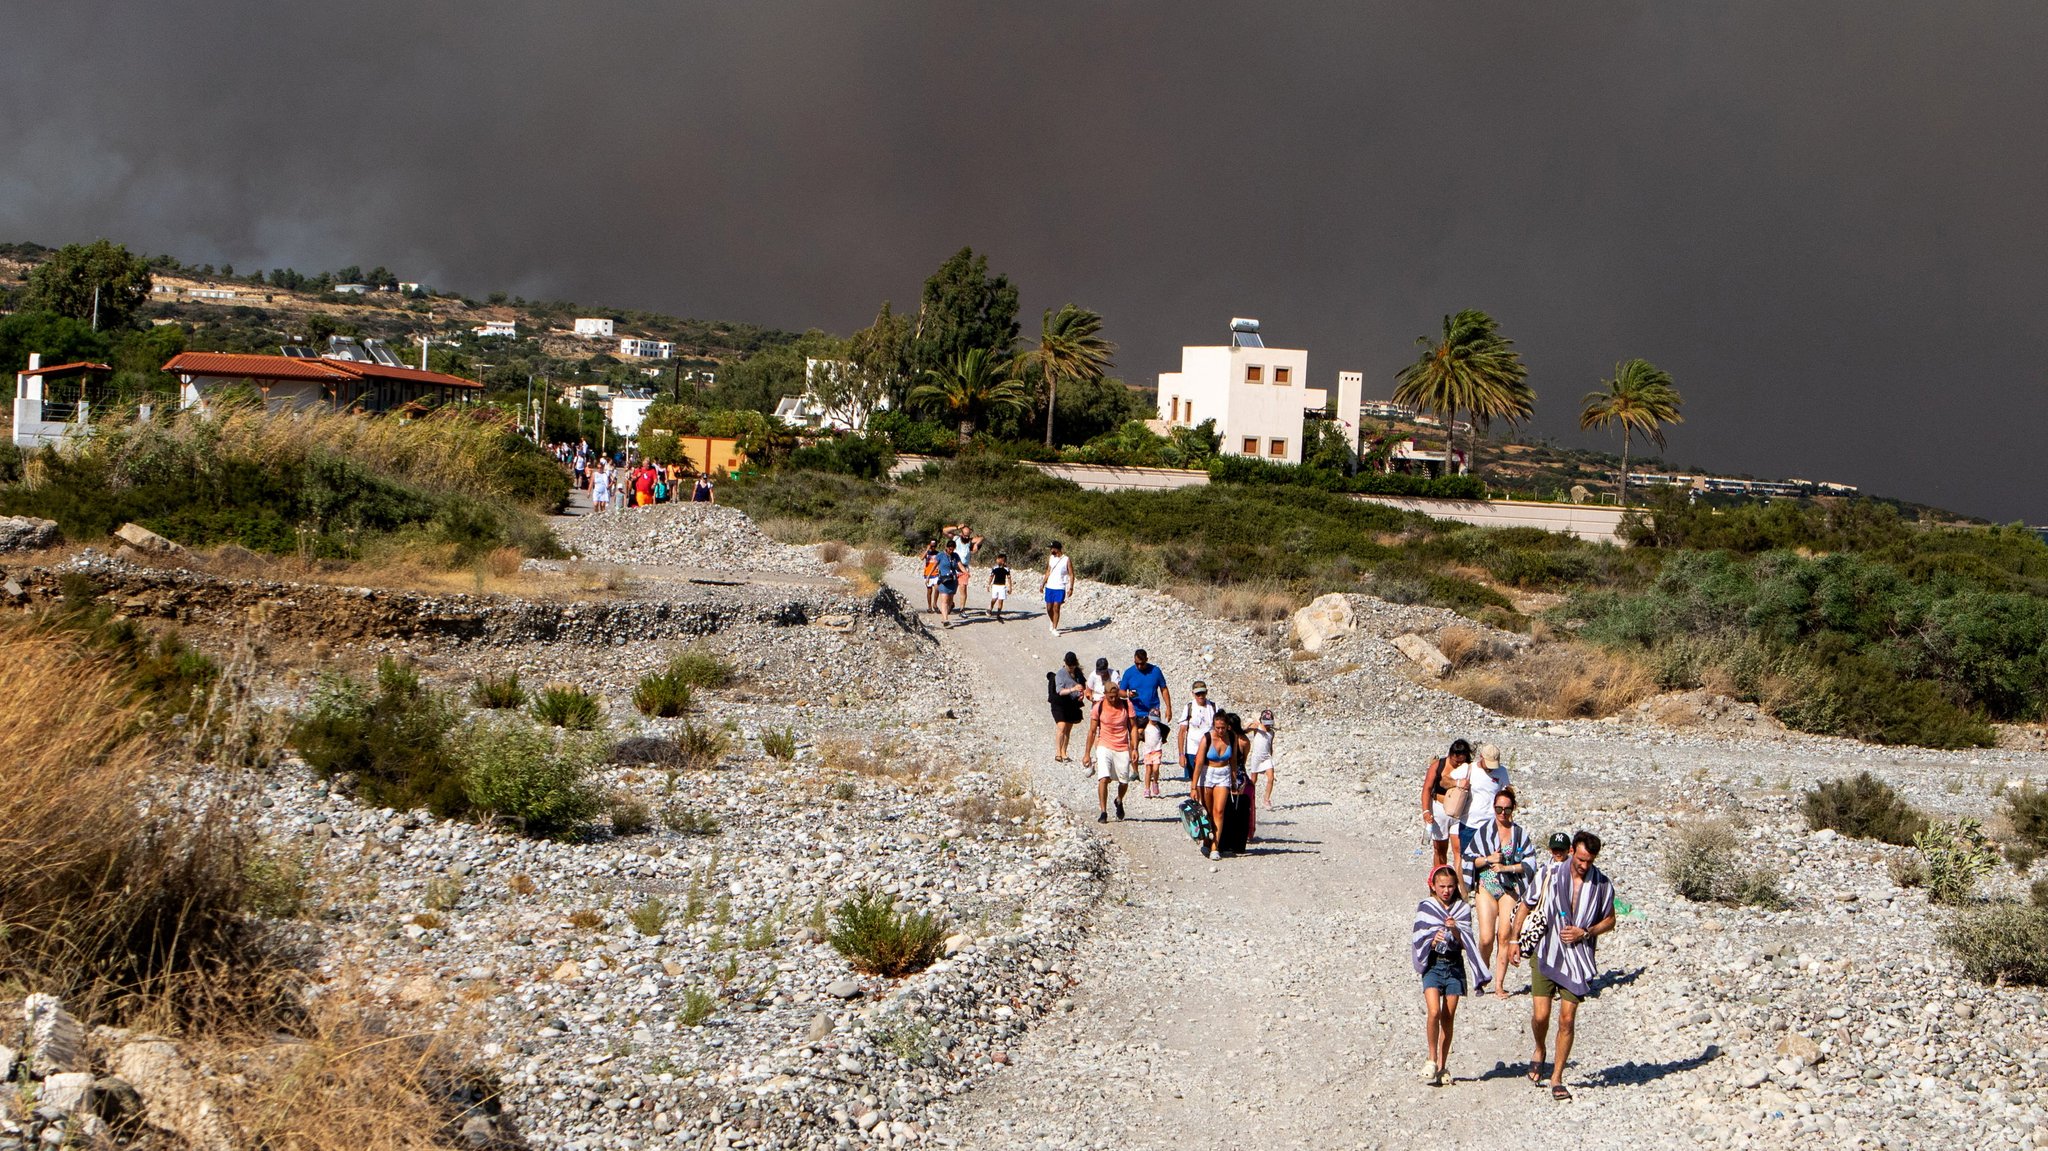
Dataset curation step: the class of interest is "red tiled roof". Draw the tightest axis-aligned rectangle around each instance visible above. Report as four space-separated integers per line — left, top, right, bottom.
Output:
162 352 357 382
319 358 482 389
17 361 111 377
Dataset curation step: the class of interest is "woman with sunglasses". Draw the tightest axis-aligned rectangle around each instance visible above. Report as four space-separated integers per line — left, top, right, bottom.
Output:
1465 784 1533 999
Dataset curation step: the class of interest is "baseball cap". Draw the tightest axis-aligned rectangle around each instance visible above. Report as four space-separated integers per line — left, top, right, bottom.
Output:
1191 680 1208 693
1547 832 1571 851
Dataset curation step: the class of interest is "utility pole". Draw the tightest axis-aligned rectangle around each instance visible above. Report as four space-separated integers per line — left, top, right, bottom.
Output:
90 285 99 331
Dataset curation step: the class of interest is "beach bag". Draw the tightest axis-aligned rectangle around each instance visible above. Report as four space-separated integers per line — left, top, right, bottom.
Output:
1178 798 1213 843
1517 870 1553 955
1046 671 1059 705
1431 756 1472 820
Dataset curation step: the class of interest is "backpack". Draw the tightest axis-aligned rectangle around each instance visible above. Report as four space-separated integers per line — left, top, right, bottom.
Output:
653 481 668 500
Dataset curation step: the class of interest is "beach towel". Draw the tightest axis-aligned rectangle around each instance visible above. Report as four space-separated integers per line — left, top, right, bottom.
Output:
1410 896 1491 991
1535 861 1615 999
1463 819 1534 893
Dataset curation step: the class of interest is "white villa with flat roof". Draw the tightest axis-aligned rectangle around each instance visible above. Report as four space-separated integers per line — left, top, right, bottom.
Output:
1155 319 1326 464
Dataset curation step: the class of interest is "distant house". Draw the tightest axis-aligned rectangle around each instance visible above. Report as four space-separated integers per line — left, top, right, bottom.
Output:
1155 318 1325 465
774 358 892 431
332 283 370 295
573 318 616 339
162 350 482 415
608 394 656 436
12 354 114 448
398 281 423 294
474 320 517 338
618 337 674 359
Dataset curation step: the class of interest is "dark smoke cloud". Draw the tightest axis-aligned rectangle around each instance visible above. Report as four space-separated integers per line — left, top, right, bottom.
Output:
6 2 2045 519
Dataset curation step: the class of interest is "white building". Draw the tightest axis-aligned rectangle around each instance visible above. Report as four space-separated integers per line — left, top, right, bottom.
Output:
474 320 517 338
609 394 655 436
574 317 615 338
12 353 113 449
332 283 369 295
773 359 893 431
618 337 674 359
1155 319 1325 464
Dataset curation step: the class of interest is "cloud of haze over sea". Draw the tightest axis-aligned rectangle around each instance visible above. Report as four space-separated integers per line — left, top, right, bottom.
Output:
5 3 2045 519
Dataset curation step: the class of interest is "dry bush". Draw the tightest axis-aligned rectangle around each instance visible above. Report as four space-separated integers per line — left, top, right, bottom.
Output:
485 547 524 578
833 559 879 595
1169 581 1295 623
0 628 279 1024
818 736 943 789
1442 641 1656 720
819 540 849 563
1434 625 1513 670
215 992 511 1150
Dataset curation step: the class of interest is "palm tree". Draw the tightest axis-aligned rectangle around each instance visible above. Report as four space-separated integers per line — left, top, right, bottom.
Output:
1015 304 1116 448
1392 309 1528 474
909 348 1033 447
1579 359 1683 507
1467 374 1537 475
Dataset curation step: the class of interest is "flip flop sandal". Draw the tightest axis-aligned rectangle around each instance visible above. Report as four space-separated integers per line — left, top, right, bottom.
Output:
1551 1084 1573 1102
1527 1063 1546 1085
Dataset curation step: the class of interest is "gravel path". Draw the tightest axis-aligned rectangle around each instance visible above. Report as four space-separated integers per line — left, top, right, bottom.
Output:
882 563 2048 1151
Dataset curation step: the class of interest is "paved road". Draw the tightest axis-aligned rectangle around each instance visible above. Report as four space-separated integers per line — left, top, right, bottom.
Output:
882 569 1660 1149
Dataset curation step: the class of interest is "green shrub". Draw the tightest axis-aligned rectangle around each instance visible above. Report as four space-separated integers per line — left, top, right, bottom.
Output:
531 685 603 730
1916 819 2000 905
628 897 670 936
679 986 717 1026
632 669 695 718
660 801 721 836
666 646 737 689
827 888 947 977
459 719 605 839
760 728 798 761
2009 842 2042 874
470 671 527 709
2033 878 2048 908
1663 820 1787 907
608 795 653 836
2004 784 2048 852
676 720 731 771
1939 904 2048 985
292 658 465 816
1801 772 1928 845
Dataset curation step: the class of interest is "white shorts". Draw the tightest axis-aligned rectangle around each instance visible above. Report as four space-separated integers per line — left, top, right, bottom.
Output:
1247 756 1274 776
1428 802 1460 843
923 576 939 588
1092 747 1132 782
990 585 1008 602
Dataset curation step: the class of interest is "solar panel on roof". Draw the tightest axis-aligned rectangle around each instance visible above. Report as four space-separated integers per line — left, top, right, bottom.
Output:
1232 332 1264 348
326 337 370 362
280 345 314 358
363 339 403 367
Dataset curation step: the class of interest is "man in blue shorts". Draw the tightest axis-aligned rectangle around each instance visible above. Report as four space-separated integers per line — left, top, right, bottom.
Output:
1119 648 1171 735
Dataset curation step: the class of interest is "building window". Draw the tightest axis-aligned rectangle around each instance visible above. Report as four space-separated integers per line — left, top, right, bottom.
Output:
1245 365 1263 383
1273 366 1290 384
1268 438 1287 457
1185 403 1193 424
1242 436 1260 455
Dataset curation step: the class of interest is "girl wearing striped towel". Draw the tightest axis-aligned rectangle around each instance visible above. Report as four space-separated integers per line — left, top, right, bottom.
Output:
1463 785 1534 999
1411 865 1490 1087
1524 831 1618 1102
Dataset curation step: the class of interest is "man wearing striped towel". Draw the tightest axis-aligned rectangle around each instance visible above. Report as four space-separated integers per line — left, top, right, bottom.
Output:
1523 830 1616 1102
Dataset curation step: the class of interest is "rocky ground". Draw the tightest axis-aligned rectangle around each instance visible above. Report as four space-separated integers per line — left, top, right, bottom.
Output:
5 502 2044 1151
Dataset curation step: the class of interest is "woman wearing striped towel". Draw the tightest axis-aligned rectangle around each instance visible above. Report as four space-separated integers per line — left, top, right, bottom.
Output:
1411 865 1490 1087
1463 785 1533 999
1521 830 1617 1102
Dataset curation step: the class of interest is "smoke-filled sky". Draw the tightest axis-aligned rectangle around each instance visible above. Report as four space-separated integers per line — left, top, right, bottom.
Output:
6 3 2045 519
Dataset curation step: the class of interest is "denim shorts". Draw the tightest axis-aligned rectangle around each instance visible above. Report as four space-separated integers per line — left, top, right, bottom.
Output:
1421 956 1466 996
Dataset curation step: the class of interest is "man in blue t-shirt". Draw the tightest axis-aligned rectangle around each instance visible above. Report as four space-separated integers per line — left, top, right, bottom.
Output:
1119 648 1172 731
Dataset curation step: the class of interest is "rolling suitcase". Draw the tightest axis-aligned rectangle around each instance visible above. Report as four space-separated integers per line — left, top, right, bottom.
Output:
1216 783 1251 853
1178 798 1213 846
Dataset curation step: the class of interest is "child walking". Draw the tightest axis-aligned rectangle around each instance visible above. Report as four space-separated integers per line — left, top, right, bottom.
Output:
1139 718 1166 798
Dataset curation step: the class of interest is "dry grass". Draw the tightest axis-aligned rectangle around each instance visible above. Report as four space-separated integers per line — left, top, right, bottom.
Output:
0 627 282 1024
1168 581 1296 624
818 735 950 791
212 991 506 1151
1443 641 1657 720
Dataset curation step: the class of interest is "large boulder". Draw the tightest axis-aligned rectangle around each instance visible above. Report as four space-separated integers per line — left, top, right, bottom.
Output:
0 515 58 552
1390 633 1452 678
106 1038 234 1151
1289 593 1356 652
25 994 86 1074
115 522 186 554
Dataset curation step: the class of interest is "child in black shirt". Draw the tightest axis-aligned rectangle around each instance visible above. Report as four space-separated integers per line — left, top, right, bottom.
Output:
988 554 1011 622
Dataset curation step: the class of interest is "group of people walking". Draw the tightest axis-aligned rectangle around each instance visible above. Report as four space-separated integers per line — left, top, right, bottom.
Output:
574 450 714 512
921 528 1073 633
1412 738 1617 1098
1046 649 1278 861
